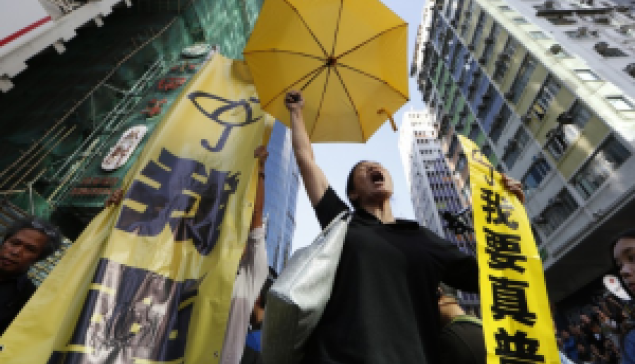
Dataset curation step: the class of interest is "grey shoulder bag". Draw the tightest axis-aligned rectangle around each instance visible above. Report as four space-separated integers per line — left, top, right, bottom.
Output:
262 210 352 364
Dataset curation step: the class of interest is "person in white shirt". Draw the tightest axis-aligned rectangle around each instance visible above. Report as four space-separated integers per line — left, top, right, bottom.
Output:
219 146 270 364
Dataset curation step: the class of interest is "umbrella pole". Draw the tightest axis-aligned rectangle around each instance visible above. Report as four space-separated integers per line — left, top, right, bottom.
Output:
378 108 397 132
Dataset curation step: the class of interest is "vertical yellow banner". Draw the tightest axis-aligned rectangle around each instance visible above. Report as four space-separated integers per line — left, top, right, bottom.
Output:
458 135 559 364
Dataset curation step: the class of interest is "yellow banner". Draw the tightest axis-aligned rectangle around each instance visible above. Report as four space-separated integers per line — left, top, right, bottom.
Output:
0 54 272 364
458 135 559 364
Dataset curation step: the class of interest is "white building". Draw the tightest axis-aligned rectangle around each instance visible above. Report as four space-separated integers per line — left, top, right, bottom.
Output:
413 0 635 304
399 109 481 312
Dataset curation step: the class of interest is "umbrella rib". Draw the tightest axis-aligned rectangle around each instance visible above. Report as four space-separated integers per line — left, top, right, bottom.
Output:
337 63 409 101
243 49 325 62
261 66 327 110
330 0 344 57
281 0 329 57
335 23 408 61
309 67 332 137
332 67 365 141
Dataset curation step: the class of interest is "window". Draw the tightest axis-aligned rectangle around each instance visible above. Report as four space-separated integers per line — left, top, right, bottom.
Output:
574 69 601 81
481 23 500 61
471 12 487 46
603 48 627 57
493 36 517 82
571 136 631 199
450 44 463 73
508 56 537 103
503 127 530 169
456 154 468 171
512 17 528 24
522 155 552 190
539 188 579 236
565 29 599 39
528 76 561 121
606 96 635 111
498 5 512 11
546 17 576 25
529 31 549 40
490 105 511 143
477 85 495 119
546 101 594 160
552 48 571 58
481 143 493 159
448 134 459 156
469 123 480 140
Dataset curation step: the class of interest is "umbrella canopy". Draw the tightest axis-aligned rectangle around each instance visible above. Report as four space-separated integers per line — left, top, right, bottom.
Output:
244 0 409 142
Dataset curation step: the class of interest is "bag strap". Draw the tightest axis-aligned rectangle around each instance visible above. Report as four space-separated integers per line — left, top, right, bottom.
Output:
450 315 482 326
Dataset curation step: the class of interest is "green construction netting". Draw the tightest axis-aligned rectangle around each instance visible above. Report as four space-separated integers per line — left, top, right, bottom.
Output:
0 0 263 237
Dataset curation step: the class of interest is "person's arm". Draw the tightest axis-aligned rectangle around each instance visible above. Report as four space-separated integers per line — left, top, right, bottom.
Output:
285 90 329 207
250 146 267 230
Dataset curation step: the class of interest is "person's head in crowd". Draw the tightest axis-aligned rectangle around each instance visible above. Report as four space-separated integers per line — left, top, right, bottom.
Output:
590 320 602 334
580 313 592 326
250 267 277 328
570 324 581 336
562 330 571 340
345 160 394 211
578 343 587 354
597 310 609 322
0 217 61 279
611 229 635 297
437 283 466 326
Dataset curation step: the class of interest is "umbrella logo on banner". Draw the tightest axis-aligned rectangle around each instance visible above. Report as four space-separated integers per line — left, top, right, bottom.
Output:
187 92 261 152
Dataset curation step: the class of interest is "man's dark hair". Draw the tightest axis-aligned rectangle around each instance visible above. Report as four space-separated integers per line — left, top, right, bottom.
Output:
257 266 278 308
345 160 369 210
2 217 62 260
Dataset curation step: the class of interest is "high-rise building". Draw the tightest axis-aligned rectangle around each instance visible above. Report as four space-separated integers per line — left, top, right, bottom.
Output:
263 121 300 273
413 0 635 304
399 109 480 312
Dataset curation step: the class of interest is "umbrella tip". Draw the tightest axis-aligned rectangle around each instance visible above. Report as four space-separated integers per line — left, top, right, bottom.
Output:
378 108 398 132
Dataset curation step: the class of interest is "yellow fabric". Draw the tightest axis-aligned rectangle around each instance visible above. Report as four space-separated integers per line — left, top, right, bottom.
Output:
243 0 409 142
0 54 274 364
459 135 559 364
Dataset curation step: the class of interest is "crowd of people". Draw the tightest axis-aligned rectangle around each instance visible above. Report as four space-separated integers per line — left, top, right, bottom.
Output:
0 89 633 364
557 295 634 364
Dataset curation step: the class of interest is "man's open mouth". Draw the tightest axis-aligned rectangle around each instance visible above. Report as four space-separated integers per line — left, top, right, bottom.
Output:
370 171 384 183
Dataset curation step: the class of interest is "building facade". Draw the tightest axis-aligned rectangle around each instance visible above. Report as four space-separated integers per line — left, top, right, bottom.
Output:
263 121 300 273
399 109 481 312
413 0 635 302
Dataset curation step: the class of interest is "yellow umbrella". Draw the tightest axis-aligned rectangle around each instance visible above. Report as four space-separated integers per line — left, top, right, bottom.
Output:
243 0 409 142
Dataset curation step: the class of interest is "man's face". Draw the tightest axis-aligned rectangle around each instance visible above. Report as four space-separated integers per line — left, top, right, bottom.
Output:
349 162 394 206
0 229 48 276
